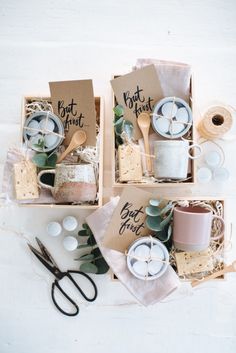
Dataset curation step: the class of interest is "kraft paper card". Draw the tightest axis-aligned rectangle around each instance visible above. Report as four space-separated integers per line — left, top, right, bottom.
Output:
49 80 96 146
110 65 163 139
102 187 153 253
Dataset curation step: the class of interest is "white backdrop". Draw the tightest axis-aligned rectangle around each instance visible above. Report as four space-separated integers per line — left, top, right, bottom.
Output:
0 1 236 352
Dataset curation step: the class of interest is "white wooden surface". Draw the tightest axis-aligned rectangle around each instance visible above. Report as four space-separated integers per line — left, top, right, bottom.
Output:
1 1 236 352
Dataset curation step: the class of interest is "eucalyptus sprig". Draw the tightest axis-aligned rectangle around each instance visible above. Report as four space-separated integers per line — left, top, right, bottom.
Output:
113 104 134 147
145 199 174 250
75 223 109 274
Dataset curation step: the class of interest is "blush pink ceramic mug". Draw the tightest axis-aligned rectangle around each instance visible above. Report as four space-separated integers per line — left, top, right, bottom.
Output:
173 206 225 252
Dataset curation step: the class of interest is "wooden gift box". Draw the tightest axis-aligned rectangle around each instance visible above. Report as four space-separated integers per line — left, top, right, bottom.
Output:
112 75 197 187
111 196 226 281
20 95 104 209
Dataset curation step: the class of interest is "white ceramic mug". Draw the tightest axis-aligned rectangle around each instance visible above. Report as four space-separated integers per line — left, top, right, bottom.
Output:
153 140 201 179
38 163 97 203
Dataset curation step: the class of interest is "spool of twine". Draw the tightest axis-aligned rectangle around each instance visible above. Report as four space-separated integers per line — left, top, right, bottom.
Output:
198 106 233 139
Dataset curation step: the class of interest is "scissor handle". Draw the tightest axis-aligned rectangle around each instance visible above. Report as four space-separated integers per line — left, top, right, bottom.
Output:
51 280 79 317
51 270 98 316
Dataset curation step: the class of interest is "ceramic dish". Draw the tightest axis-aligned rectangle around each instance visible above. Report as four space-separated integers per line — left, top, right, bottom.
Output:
126 237 169 280
152 97 192 139
23 111 64 152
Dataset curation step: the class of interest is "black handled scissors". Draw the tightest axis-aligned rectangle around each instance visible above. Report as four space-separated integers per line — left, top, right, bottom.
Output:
28 237 98 317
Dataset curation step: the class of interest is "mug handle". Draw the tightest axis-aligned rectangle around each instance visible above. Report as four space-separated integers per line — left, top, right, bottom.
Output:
188 144 202 160
38 169 55 190
211 215 225 240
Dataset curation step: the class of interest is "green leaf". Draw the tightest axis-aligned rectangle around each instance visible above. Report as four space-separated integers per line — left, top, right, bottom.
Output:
145 206 161 217
77 244 92 249
87 233 97 246
80 262 98 274
78 229 89 236
77 254 95 261
160 209 173 229
146 215 162 232
32 153 48 167
113 105 124 117
46 153 57 167
160 202 173 215
91 248 109 274
149 199 162 207
82 223 89 229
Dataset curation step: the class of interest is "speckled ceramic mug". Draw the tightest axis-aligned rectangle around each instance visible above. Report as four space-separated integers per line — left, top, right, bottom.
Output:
38 163 97 203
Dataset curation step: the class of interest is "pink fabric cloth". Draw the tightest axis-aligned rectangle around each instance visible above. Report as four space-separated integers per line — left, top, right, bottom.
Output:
86 197 180 306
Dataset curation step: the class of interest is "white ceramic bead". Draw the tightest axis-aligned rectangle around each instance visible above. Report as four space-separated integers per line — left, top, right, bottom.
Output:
171 122 185 135
62 216 78 231
161 102 178 117
63 236 78 251
148 260 163 275
46 221 62 237
132 261 148 276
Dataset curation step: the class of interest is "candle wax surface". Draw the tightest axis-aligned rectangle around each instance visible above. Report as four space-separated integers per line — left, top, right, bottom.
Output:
161 102 178 118
148 260 163 275
133 261 148 276
134 244 150 259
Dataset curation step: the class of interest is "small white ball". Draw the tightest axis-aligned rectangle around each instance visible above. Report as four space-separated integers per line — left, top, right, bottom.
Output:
148 260 163 276
62 216 78 231
134 244 150 259
63 236 78 251
161 102 178 118
133 261 148 276
171 122 185 135
46 221 62 237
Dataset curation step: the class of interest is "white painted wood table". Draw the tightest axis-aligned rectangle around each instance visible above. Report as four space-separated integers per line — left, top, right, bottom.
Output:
0 1 236 352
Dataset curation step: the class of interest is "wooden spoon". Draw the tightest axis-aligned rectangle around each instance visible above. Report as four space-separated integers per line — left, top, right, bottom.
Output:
191 260 236 287
137 113 152 173
57 130 87 163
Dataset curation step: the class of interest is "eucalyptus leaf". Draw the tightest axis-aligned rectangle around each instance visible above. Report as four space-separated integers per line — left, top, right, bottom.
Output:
78 229 89 236
77 244 92 249
145 206 161 217
32 153 48 167
80 262 98 274
160 209 173 229
46 153 57 167
160 202 174 215
78 254 95 261
113 105 124 117
146 215 162 232
91 248 109 274
82 223 89 229
149 199 162 207
87 233 97 246
123 120 134 140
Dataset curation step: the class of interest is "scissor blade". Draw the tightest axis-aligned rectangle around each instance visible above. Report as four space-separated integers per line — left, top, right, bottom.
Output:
35 237 58 269
27 243 60 278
